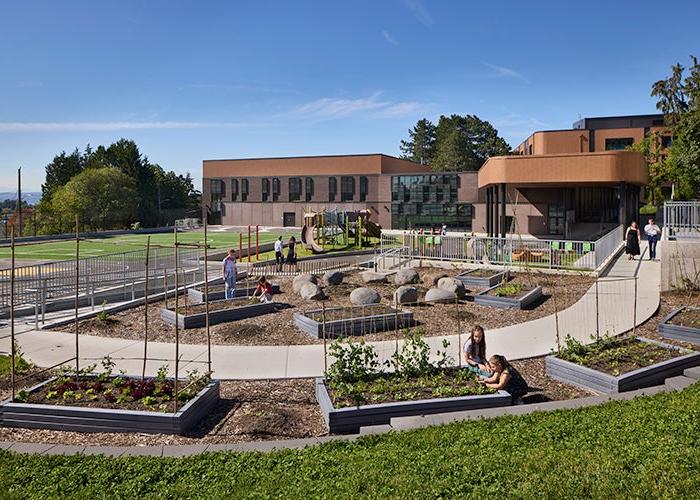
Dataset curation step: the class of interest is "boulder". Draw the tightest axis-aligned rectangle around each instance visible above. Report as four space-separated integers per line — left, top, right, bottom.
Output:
424 287 457 304
350 287 381 305
323 270 344 286
394 268 419 286
437 277 467 299
393 285 418 305
428 273 449 286
360 271 388 284
299 282 326 301
293 274 317 293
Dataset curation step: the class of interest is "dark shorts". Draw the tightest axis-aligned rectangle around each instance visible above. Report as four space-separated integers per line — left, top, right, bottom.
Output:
286 253 296 264
275 251 283 263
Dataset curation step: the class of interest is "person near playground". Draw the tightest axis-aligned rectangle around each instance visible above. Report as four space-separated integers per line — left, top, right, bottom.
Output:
644 218 661 260
252 275 274 303
463 325 491 376
222 249 237 299
625 221 641 260
274 236 284 270
478 355 528 402
440 223 447 236
286 236 297 269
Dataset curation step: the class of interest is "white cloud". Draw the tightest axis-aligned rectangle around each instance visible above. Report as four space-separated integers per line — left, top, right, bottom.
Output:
0 121 262 133
483 63 526 81
382 30 399 46
402 0 434 26
291 93 422 120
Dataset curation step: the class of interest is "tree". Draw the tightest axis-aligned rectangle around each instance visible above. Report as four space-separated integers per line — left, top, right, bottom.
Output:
629 132 671 207
651 55 700 199
48 167 137 232
400 114 511 171
400 118 436 164
41 148 86 199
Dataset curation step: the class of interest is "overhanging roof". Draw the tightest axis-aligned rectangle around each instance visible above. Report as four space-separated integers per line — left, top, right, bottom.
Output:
478 150 648 188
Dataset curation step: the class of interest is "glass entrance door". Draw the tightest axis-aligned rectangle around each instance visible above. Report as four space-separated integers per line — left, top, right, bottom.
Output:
548 203 565 235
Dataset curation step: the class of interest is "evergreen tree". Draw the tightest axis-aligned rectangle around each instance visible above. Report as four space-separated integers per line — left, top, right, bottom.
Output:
400 118 436 164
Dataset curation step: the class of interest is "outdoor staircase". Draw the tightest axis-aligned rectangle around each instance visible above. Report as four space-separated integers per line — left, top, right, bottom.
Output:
665 366 700 391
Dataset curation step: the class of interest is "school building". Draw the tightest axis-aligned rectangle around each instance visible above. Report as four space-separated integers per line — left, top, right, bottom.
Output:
202 114 666 239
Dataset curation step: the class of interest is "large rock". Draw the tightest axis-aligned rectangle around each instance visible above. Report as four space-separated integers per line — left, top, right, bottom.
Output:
394 268 419 286
360 271 388 284
393 285 418 305
323 270 344 286
427 273 449 286
437 277 466 299
424 287 457 304
350 287 381 305
300 282 326 301
293 274 317 293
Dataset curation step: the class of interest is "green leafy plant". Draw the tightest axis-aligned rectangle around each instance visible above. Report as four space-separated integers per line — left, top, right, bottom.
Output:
96 300 110 322
493 281 523 297
325 338 380 385
388 330 433 378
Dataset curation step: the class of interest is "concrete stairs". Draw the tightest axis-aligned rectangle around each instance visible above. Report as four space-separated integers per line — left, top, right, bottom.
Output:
665 365 700 392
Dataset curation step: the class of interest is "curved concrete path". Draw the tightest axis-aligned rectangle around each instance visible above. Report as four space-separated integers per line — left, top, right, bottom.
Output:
0 242 660 380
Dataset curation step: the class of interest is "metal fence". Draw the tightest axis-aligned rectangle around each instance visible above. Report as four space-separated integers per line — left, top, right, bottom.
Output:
248 254 363 277
664 201 700 240
0 246 201 310
378 226 624 272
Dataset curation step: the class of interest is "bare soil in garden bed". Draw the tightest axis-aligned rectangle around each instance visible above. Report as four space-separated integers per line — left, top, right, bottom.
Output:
557 337 680 376
633 290 700 350
459 269 503 278
667 308 700 328
55 270 594 346
170 298 280 315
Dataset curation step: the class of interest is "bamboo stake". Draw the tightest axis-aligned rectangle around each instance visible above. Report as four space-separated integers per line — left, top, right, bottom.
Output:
163 266 168 309
75 216 80 376
633 276 638 336
10 226 15 401
456 297 462 368
553 282 561 354
174 227 180 412
204 220 212 374
142 236 151 380
322 301 328 373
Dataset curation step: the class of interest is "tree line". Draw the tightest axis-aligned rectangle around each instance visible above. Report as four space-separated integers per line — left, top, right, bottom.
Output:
37 139 200 233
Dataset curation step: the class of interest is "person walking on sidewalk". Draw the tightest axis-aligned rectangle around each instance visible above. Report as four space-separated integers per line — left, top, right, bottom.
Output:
644 218 661 260
222 249 238 299
625 221 641 260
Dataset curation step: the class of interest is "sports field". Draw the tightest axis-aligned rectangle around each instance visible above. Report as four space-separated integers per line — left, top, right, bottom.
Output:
0 229 299 261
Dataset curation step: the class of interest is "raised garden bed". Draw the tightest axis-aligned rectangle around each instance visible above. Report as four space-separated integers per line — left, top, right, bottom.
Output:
0 375 219 434
474 283 543 309
455 268 509 288
316 376 510 434
546 336 700 393
187 283 280 303
659 307 700 344
160 297 283 329
294 304 414 339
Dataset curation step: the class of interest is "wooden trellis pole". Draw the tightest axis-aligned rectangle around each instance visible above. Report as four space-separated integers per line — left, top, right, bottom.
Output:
204 220 212 374
174 227 180 412
10 226 16 401
74 216 80 376
142 236 151 380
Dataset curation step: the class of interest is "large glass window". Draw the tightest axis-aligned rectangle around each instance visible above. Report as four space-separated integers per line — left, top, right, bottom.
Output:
272 177 280 202
305 177 314 202
262 178 270 202
289 177 302 202
329 177 337 202
390 174 469 229
548 203 565 235
359 176 368 202
241 178 249 202
605 137 634 150
230 179 237 201
341 176 355 202
210 179 225 212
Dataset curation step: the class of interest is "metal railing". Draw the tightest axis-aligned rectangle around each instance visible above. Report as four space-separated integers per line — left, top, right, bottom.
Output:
248 254 362 277
664 201 700 240
0 246 201 310
379 227 624 272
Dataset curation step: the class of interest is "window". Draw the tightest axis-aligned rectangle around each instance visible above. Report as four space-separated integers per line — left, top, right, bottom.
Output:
605 137 634 150
661 135 673 148
241 178 249 202
329 177 337 202
359 176 368 202
289 177 302 202
389 174 466 229
340 176 355 202
272 177 280 202
262 178 270 202
305 177 314 202
210 179 225 210
548 203 565 235
230 179 238 201
528 144 533 155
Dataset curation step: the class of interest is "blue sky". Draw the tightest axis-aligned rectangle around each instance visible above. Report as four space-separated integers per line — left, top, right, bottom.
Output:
1 0 699 192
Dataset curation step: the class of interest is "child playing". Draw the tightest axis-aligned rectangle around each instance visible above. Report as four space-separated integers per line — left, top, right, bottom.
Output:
463 325 491 376
478 355 528 403
252 276 274 303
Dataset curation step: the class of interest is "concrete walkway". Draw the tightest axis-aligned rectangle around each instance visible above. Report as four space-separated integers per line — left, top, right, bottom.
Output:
0 242 661 380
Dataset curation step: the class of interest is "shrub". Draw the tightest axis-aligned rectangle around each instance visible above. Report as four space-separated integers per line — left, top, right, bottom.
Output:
325 338 380 384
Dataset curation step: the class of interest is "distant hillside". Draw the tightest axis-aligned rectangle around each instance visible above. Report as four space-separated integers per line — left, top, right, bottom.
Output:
0 192 42 206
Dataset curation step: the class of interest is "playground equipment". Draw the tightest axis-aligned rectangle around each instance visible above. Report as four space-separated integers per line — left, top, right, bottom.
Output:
301 208 382 254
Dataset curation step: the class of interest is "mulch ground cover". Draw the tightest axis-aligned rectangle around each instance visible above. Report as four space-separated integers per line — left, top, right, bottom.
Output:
634 289 700 350
56 268 594 346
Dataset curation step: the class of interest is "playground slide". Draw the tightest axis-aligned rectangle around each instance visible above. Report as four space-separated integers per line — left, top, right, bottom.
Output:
364 219 382 239
301 225 325 253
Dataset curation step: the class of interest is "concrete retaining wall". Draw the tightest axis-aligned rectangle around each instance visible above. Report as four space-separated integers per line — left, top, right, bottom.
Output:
661 240 700 291
316 378 511 434
0 378 220 435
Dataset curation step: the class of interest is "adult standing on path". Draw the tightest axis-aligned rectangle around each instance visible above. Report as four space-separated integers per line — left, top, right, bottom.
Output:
644 218 661 260
222 249 237 299
286 236 297 271
274 236 284 271
625 221 641 260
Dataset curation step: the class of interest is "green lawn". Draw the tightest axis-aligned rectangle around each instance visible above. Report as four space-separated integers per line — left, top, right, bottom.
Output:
2 383 699 498
0 229 300 261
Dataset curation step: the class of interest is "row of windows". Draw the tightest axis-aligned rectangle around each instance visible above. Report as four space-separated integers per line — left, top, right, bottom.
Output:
210 176 370 206
391 175 460 204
